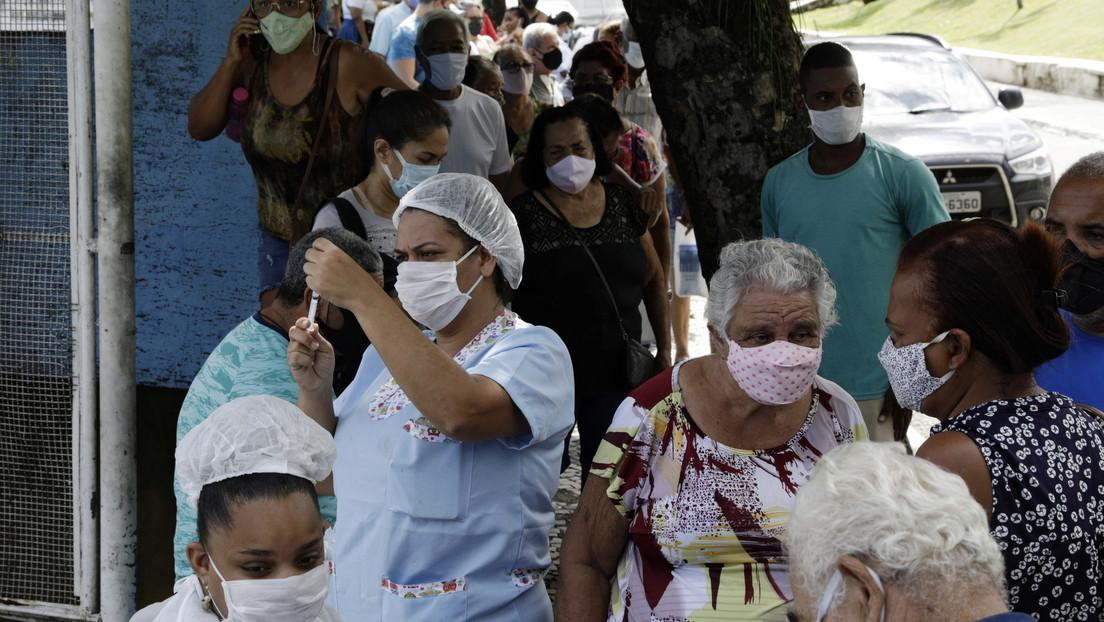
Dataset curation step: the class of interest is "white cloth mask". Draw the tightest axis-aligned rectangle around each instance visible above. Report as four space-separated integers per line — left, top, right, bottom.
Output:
259 12 314 55
502 67 534 95
426 52 470 91
625 41 645 69
546 155 596 194
385 150 440 199
816 565 886 622
876 331 955 412
209 558 330 622
396 244 484 331
807 103 863 145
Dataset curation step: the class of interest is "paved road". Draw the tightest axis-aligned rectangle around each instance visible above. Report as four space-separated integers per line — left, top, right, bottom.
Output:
991 83 1104 178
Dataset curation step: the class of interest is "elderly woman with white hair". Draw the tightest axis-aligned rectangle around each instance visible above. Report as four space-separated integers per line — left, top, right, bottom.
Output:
555 239 868 621
786 442 1034 622
288 173 575 621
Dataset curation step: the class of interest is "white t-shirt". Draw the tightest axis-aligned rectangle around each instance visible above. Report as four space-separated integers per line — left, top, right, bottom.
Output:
436 85 512 178
314 188 398 257
368 1 413 55
342 0 364 21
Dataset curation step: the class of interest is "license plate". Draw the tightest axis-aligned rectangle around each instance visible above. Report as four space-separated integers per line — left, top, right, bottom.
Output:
942 191 982 213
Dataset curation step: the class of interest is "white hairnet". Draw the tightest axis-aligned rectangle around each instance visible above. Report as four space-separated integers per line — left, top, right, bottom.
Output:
394 173 525 289
175 395 336 509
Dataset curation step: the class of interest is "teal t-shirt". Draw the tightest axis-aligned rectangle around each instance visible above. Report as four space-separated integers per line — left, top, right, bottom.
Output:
761 136 949 401
172 314 337 580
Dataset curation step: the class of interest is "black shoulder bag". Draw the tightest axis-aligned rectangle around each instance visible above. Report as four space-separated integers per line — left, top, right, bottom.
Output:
535 190 661 390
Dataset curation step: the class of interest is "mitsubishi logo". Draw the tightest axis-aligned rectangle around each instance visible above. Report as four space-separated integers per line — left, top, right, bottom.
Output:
942 170 958 185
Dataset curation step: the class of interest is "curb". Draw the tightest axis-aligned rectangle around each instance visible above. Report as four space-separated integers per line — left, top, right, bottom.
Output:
958 47 1104 102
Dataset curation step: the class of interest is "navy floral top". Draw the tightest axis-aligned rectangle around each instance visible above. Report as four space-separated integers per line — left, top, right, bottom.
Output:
932 392 1104 621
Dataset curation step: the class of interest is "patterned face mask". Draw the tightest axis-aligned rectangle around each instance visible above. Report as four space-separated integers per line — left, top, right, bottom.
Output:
876 331 955 412
725 338 822 405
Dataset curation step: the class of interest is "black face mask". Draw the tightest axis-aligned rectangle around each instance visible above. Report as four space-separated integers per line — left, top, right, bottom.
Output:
540 48 563 71
572 82 614 103
1059 240 1104 316
468 18 482 37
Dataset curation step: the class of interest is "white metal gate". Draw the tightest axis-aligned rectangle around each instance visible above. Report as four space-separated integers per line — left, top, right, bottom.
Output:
0 0 99 617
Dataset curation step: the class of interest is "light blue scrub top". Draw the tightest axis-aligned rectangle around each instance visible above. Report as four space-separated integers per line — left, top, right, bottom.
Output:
331 311 574 621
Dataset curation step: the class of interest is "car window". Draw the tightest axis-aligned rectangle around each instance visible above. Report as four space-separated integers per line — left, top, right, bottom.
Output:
854 49 996 115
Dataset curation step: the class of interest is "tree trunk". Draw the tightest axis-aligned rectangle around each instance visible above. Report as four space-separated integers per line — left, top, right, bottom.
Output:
623 0 809 281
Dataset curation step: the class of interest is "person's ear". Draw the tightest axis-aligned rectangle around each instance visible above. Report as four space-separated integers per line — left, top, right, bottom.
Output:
708 325 727 356
479 248 498 279
374 139 392 166
187 542 211 581
836 555 885 622
944 328 972 372
792 88 806 113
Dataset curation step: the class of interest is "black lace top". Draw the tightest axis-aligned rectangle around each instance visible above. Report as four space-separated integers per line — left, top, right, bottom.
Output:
509 183 649 399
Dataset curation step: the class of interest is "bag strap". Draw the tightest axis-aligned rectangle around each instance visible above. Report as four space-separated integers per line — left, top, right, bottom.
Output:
328 196 368 239
293 37 340 214
534 189 630 341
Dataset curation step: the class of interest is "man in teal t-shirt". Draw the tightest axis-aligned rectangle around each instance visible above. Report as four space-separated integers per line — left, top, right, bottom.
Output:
761 42 948 441
172 229 382 579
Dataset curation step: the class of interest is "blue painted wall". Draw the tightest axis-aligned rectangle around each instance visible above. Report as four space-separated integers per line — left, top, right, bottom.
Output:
133 0 259 387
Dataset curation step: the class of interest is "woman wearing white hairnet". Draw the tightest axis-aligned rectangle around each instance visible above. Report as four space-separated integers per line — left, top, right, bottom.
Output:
288 173 575 621
131 395 340 622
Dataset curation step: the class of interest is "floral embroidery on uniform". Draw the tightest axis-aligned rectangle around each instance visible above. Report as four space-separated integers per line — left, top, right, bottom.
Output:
509 568 545 587
380 577 466 598
369 311 518 421
402 416 456 443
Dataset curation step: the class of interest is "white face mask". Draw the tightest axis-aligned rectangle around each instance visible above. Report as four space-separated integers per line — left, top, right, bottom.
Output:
876 331 955 412
396 244 484 331
209 558 330 622
502 67 534 95
625 41 645 69
425 52 470 91
807 103 864 145
546 155 596 194
816 565 886 622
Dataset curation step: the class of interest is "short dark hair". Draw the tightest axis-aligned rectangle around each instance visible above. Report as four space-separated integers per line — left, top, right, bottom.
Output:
799 41 856 91
404 207 514 304
569 40 628 86
364 90 451 170
196 472 319 545
521 106 614 189
463 55 501 90
566 93 623 140
278 228 384 306
898 219 1070 374
550 11 574 26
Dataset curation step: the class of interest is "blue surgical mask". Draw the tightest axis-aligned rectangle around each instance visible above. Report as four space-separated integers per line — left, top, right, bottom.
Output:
385 150 439 198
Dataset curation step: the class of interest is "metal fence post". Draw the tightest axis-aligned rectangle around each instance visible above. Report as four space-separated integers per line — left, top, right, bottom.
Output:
92 0 137 613
65 0 99 611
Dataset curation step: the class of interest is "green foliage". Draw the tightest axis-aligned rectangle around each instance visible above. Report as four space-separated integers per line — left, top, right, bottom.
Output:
796 0 1104 61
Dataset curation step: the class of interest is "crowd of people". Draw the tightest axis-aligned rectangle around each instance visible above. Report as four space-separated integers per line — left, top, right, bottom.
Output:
136 1 1104 619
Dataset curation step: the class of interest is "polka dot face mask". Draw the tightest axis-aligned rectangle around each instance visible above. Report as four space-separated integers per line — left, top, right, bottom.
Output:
725 339 823 405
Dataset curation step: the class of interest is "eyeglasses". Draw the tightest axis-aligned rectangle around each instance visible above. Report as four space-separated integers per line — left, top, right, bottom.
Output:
251 0 308 18
499 61 534 74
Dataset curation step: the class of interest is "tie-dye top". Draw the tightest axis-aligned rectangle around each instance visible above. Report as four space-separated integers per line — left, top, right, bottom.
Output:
590 362 867 621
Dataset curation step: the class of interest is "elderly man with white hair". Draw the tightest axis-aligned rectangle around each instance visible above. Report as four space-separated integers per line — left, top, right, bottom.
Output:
786 442 1034 622
523 22 564 107
556 238 868 621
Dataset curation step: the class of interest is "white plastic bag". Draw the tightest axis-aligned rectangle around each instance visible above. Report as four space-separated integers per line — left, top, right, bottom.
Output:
673 223 708 298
